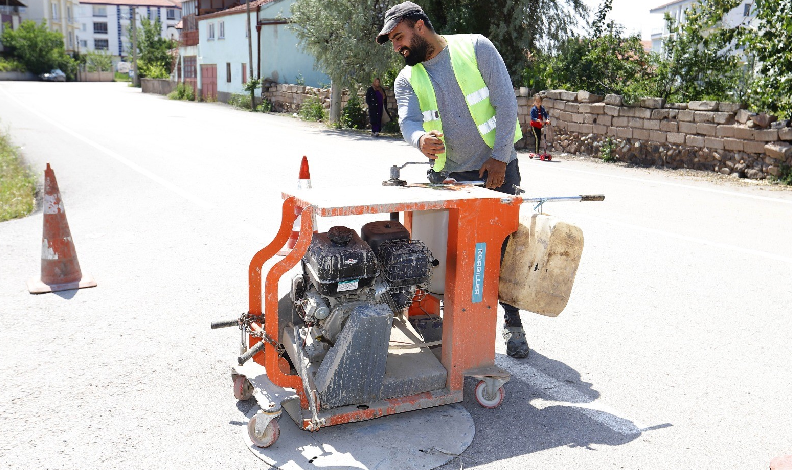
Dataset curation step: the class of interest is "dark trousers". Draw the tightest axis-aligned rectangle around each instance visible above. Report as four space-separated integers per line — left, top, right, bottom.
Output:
531 126 542 154
369 108 383 133
449 158 523 328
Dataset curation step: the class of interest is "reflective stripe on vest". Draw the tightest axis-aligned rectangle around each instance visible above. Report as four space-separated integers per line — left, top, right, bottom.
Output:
406 34 522 172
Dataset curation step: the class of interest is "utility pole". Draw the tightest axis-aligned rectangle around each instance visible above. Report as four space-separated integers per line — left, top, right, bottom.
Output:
131 6 139 87
245 0 255 110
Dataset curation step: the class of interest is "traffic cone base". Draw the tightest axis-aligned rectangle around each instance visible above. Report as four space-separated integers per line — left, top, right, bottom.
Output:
28 163 96 294
27 274 97 294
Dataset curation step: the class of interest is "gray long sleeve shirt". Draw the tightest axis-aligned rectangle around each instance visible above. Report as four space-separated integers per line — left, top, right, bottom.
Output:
395 34 519 173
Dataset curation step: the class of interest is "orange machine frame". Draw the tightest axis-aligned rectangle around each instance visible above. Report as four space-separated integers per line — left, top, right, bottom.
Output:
247 186 521 428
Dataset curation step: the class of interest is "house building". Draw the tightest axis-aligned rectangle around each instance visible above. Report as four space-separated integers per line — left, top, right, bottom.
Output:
0 0 27 53
20 0 81 53
175 0 327 101
75 0 180 65
650 0 755 53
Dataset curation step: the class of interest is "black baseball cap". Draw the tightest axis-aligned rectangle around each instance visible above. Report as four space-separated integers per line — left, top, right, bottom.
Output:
376 1 425 44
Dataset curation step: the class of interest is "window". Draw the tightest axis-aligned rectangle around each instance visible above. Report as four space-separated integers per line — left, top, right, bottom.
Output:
67 6 72 21
218 21 224 39
744 3 751 16
226 62 231 82
119 6 129 19
94 22 108 34
51 3 59 20
208 23 215 40
68 32 73 48
80 39 87 48
92 5 107 17
149 8 158 21
241 63 247 84
94 39 109 50
81 23 86 31
166 8 176 20
184 56 197 79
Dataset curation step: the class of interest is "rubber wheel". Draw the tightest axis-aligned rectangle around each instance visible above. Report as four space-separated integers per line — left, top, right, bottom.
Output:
233 375 253 401
546 154 553 161
475 380 505 409
248 416 280 448
529 153 534 159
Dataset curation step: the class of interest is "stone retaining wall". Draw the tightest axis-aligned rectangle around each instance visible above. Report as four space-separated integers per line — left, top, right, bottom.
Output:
262 81 396 117
261 81 792 179
536 90 792 179
77 71 114 82
0 71 37 81
141 78 177 95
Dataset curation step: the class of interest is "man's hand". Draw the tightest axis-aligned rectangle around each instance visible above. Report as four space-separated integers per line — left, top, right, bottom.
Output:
479 158 507 189
419 131 445 160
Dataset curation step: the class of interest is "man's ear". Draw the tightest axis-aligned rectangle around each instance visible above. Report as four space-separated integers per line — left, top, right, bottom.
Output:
415 18 424 33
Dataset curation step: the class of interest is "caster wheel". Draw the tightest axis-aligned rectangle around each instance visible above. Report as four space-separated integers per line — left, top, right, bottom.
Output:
233 375 253 401
529 154 534 159
248 416 280 448
475 380 505 409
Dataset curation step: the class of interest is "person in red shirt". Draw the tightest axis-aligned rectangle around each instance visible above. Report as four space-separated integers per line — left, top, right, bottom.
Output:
530 95 550 156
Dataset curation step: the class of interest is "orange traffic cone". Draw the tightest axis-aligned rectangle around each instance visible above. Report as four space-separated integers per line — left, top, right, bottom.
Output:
277 156 312 256
27 163 97 294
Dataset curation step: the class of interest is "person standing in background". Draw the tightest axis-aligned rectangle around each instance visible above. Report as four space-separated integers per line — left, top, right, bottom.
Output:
366 78 391 136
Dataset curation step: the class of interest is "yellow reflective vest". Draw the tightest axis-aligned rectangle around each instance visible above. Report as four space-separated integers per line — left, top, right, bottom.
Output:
405 34 522 172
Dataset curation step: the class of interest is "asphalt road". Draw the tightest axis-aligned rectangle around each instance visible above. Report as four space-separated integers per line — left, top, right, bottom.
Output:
1 82 791 469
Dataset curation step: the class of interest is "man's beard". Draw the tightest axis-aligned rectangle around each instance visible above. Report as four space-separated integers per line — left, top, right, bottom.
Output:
401 34 431 66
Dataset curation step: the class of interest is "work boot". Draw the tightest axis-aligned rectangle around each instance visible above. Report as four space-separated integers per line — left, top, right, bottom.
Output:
503 327 529 358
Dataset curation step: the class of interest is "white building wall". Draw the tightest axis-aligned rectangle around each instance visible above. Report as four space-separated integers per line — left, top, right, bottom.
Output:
649 0 754 54
197 11 256 96
76 2 180 64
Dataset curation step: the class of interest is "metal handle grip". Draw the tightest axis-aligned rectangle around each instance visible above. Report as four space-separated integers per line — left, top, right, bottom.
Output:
580 194 605 202
211 318 239 329
238 340 266 365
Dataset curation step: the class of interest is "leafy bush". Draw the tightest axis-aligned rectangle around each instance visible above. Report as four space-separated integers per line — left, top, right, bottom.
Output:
0 57 26 72
256 98 273 113
774 163 792 186
114 71 131 82
85 50 113 72
228 93 252 110
600 138 616 163
382 119 400 134
298 96 327 122
138 62 170 79
167 82 195 101
339 94 367 129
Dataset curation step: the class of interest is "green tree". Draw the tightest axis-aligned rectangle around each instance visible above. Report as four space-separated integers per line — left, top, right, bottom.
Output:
0 20 75 75
290 0 399 88
739 0 791 117
131 17 177 78
540 1 654 100
420 0 587 80
650 3 742 103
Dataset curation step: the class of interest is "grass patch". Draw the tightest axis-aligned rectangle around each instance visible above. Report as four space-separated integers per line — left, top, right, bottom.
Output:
167 82 195 101
0 129 37 222
114 72 131 82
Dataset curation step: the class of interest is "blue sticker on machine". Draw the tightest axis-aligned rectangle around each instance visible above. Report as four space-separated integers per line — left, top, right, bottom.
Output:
472 242 486 303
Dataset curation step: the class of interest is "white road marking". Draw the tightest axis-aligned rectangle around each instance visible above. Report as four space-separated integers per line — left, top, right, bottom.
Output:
497 358 645 435
525 157 792 205
0 86 216 210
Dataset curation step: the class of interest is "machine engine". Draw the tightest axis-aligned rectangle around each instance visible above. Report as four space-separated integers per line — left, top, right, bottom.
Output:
290 221 434 366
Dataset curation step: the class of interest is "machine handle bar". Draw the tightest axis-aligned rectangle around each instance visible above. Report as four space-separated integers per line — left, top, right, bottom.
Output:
211 318 239 329
520 194 606 203
238 340 266 365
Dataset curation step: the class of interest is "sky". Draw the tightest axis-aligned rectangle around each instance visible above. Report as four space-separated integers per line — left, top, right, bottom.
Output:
581 0 663 40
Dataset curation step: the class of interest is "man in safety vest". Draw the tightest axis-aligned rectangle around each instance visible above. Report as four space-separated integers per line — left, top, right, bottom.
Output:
377 1 529 359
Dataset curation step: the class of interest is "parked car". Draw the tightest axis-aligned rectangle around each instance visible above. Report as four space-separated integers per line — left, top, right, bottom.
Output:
40 69 66 82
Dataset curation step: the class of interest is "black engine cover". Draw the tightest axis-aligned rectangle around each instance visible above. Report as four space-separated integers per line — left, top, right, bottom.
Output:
303 226 377 296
